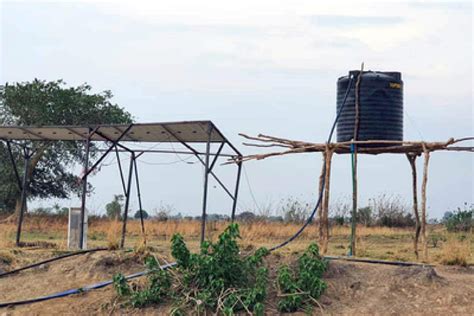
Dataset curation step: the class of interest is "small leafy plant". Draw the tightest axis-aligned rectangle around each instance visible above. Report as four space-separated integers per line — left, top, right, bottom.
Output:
277 243 328 313
113 255 171 308
113 223 270 315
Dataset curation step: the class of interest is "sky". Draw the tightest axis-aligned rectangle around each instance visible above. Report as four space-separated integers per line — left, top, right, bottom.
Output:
0 0 472 219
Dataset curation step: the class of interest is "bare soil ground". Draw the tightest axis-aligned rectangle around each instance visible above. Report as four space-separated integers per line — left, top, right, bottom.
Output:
0 250 473 315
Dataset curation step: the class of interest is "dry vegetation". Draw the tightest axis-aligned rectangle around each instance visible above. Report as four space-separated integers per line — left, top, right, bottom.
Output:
0 215 472 267
0 216 473 315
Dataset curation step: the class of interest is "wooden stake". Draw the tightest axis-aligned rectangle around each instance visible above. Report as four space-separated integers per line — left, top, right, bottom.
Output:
317 152 325 248
421 146 430 261
406 153 421 259
321 148 333 254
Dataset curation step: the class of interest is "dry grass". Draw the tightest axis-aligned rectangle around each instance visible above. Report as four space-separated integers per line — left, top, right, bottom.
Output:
106 220 122 250
439 235 471 266
0 216 473 265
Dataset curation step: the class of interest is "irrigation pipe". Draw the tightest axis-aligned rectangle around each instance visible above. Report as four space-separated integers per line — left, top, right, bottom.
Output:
0 247 109 279
324 255 433 267
269 74 355 251
0 262 176 308
0 253 433 308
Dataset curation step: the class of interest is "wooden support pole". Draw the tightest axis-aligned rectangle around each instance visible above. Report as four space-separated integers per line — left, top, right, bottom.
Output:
421 146 431 261
406 154 421 259
317 152 325 248
321 148 333 254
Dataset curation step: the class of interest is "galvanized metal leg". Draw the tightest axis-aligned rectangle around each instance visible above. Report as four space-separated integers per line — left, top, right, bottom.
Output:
231 162 242 221
115 145 127 195
15 150 30 247
200 125 213 244
120 152 135 248
79 134 91 250
133 156 146 244
6 141 22 191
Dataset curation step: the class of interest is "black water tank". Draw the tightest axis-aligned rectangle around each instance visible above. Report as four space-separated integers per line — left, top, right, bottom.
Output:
336 70 403 143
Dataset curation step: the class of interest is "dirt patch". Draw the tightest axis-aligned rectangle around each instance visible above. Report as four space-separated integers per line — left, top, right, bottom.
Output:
392 265 447 286
0 251 473 315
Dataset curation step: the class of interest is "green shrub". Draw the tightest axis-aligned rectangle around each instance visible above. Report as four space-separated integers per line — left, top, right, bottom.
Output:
444 205 473 232
113 223 269 315
277 243 328 313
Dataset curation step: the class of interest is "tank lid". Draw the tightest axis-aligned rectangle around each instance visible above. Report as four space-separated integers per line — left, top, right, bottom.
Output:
346 70 402 81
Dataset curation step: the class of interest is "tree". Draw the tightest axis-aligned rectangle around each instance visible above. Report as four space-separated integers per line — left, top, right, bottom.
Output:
357 206 372 227
444 204 473 232
134 209 149 220
236 211 257 222
106 195 124 220
0 79 132 215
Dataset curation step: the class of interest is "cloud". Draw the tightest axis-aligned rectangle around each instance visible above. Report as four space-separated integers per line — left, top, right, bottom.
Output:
308 15 404 28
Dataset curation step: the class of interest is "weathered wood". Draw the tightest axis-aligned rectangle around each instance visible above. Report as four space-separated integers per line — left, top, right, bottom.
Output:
317 152 325 249
421 147 430 261
230 136 472 163
321 148 333 254
406 153 421 259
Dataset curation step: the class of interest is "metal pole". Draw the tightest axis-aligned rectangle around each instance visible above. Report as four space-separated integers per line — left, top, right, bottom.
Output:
231 162 242 221
15 150 30 247
133 156 146 244
6 141 22 190
115 145 127 195
350 143 357 256
120 152 135 248
79 134 91 249
200 125 213 244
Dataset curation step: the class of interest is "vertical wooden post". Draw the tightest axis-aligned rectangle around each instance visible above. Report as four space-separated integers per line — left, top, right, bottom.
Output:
317 152 325 248
321 148 333 254
421 146 431 261
406 153 421 259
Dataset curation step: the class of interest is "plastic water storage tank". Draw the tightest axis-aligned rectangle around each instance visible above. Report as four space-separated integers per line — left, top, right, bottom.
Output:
336 70 403 143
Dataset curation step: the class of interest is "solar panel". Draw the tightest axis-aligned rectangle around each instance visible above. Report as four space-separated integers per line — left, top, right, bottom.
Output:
0 121 226 143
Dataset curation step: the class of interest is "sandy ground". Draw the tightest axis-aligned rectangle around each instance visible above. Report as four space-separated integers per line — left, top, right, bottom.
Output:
0 250 473 315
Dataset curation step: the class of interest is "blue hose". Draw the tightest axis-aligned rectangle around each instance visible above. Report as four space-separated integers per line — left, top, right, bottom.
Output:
0 263 176 308
269 74 355 251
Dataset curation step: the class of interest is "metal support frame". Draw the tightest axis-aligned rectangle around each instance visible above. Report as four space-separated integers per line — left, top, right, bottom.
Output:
133 156 146 244
6 141 22 191
79 131 91 249
115 145 127 194
82 125 133 179
231 162 242 221
2 121 242 249
161 123 242 243
120 152 135 248
15 147 32 246
200 124 213 243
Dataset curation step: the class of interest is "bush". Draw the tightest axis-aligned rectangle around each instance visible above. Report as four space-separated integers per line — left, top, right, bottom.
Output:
357 206 372 227
277 243 328 313
106 195 123 220
113 223 269 315
133 210 149 220
372 194 415 228
443 204 473 232
280 197 311 224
